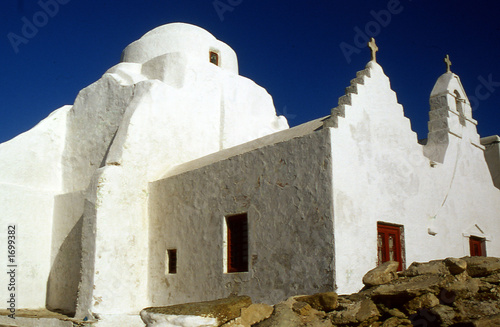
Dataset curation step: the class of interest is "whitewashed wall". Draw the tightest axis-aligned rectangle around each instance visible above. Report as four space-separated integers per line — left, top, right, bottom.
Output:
0 22 287 319
74 23 287 319
148 129 334 306
330 62 500 295
0 106 70 309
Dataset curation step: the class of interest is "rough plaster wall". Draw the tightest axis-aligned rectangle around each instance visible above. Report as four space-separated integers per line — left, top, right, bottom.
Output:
148 129 334 306
1 22 287 315
77 72 227 315
61 74 135 193
85 166 150 316
76 30 287 316
331 62 500 295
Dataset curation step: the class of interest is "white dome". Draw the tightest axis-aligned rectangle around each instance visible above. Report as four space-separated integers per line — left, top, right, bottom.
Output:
120 23 238 74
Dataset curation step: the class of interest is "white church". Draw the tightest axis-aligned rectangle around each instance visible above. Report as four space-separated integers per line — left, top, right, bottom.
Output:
1 23 499 326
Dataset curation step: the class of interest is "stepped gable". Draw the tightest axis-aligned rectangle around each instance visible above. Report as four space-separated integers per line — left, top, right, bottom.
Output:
324 65 371 129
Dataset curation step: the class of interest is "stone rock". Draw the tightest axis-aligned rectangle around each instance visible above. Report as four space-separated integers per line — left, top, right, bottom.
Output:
441 277 479 300
404 293 439 314
462 257 500 277
472 313 500 327
253 303 302 327
454 299 500 320
141 311 219 327
292 301 313 316
142 257 500 327
295 292 338 312
381 316 412 327
240 303 273 325
480 272 500 284
296 307 333 327
444 257 467 275
141 295 252 327
402 260 449 277
368 274 443 298
356 298 380 322
386 308 407 319
221 319 246 327
329 298 379 325
375 302 407 319
301 318 333 327
477 280 496 293
362 261 399 287
429 304 456 326
222 303 274 327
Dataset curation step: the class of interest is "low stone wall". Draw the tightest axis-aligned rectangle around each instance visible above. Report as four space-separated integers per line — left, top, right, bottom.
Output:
142 256 500 327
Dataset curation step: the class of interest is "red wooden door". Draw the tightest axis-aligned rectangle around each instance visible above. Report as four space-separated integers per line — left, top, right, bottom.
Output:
377 224 403 271
469 237 484 256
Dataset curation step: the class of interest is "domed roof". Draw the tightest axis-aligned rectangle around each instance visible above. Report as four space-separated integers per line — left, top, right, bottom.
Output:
120 23 238 73
430 72 468 101
140 22 216 40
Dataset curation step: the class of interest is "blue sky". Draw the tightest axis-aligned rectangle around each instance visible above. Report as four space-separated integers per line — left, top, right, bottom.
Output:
1 0 499 144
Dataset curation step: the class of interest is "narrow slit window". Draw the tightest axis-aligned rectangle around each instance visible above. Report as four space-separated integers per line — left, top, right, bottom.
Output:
166 249 177 274
454 90 466 126
226 213 248 273
210 51 219 66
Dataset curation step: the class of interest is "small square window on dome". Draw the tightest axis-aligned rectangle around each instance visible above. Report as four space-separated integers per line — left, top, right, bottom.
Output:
210 51 219 66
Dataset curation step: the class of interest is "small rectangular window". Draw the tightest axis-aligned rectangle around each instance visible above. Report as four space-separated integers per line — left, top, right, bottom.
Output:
226 213 248 273
166 249 177 274
470 237 486 256
210 51 219 66
377 223 404 271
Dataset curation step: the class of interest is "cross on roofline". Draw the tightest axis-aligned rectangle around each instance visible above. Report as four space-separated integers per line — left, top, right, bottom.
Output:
368 38 378 62
444 54 452 73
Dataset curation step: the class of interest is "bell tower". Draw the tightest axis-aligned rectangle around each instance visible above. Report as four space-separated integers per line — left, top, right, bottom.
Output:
424 55 483 163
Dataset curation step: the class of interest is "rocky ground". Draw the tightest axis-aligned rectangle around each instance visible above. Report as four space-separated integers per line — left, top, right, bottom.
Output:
141 256 500 327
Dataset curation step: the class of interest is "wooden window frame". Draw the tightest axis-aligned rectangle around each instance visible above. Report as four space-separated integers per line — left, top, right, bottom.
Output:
226 213 248 273
469 236 486 257
377 222 404 271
